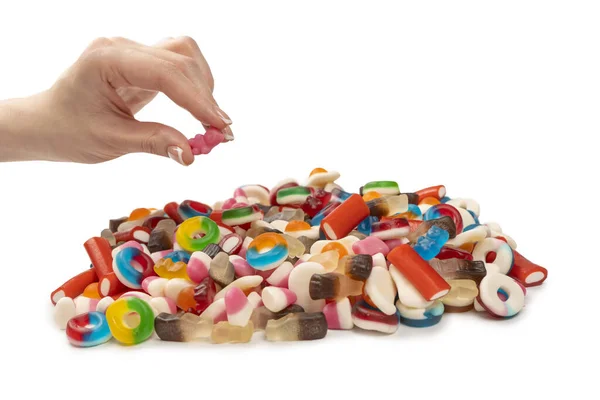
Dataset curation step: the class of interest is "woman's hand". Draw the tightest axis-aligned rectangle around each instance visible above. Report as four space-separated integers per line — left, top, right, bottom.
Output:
0 36 232 165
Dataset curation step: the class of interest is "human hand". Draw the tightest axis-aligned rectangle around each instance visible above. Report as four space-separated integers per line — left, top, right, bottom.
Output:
0 36 232 165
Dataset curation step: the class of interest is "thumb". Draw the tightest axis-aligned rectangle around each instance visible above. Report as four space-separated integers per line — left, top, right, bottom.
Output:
122 120 194 166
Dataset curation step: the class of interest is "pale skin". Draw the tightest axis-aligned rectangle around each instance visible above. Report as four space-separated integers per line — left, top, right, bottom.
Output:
0 36 232 166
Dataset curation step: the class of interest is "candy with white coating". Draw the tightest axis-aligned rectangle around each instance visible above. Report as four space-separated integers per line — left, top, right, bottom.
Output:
96 297 115 314
187 251 212 283
389 265 434 309
54 297 76 329
363 266 397 315
214 275 264 301
225 287 254 326
323 297 353 330
288 262 326 313
142 276 168 297
477 273 525 318
472 238 514 275
396 300 444 327
261 287 297 312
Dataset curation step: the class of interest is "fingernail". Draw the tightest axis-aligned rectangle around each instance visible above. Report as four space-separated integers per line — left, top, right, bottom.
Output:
222 126 235 141
167 146 186 166
215 107 233 125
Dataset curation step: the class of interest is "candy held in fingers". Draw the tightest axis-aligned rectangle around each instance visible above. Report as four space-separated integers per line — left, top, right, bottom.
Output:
261 287 297 312
66 312 112 347
387 245 451 301
188 127 227 155
509 250 548 286
396 300 444 328
321 194 370 240
352 300 399 334
265 312 328 341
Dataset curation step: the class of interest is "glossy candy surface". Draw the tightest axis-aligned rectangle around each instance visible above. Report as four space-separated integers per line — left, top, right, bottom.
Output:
176 216 220 252
66 312 112 347
106 297 154 345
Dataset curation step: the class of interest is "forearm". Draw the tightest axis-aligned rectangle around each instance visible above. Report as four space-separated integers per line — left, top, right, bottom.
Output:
0 92 59 162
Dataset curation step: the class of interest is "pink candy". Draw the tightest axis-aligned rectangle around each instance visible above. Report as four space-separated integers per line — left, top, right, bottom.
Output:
261 287 297 312
188 127 227 155
225 287 253 326
266 261 294 288
323 298 353 330
230 255 255 277
187 252 212 283
352 236 389 257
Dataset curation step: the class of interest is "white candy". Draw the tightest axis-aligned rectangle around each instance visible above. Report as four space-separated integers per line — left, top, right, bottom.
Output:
389 265 434 309
95 297 114 313
164 278 194 301
53 297 76 330
288 262 326 313
214 275 264 301
364 267 397 315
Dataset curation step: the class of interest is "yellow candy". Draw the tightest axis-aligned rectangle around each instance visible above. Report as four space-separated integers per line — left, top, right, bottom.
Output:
154 258 191 281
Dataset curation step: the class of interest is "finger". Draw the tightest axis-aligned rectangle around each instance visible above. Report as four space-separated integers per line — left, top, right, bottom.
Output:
119 119 195 166
84 46 230 129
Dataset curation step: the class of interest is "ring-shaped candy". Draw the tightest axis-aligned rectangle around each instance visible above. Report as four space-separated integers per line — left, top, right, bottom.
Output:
363 181 400 196
246 233 289 271
178 200 212 220
472 238 514 274
176 216 220 252
66 311 112 347
477 274 525 318
106 297 154 345
423 204 464 234
113 246 155 289
396 301 444 328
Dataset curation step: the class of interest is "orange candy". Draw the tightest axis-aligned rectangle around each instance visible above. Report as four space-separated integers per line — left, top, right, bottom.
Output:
285 220 312 232
459 242 475 253
83 282 102 299
128 208 152 221
310 168 328 176
322 242 348 259
362 191 382 202
419 197 441 206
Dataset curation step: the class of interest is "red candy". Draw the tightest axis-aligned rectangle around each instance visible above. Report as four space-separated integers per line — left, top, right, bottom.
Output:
321 194 370 240
509 250 548 287
387 244 450 301
114 226 152 244
437 246 474 261
50 269 98 305
84 237 126 297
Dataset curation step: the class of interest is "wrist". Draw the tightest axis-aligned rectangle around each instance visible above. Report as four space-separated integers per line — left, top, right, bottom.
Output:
0 91 58 162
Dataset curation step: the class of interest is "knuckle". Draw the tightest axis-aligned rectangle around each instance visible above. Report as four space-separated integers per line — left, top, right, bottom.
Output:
176 56 197 75
179 36 198 49
140 126 162 155
87 37 113 51
155 61 181 90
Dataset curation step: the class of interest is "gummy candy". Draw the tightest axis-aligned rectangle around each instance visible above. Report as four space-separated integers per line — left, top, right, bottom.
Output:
66 312 112 347
155 312 213 342
265 312 328 341
106 297 155 345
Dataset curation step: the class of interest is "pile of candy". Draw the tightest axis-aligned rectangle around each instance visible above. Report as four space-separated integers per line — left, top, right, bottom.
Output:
51 169 548 347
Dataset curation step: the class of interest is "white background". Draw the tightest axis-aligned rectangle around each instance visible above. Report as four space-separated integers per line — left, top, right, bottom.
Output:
0 1 598 399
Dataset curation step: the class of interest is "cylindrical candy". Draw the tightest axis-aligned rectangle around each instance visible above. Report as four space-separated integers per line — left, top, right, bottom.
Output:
321 194 370 240
387 244 451 301
322 297 354 330
352 300 399 334
508 250 548 287
51 269 98 305
396 300 444 328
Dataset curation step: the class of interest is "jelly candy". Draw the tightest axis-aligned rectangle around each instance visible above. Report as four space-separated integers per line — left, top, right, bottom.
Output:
238 184 271 206
176 216 220 252
322 298 353 330
188 127 227 155
362 181 400 196
113 246 155 289
155 312 213 342
211 321 254 344
477 274 525 318
301 189 332 218
84 237 126 297
321 194 369 240
114 226 152 244
288 262 326 313
371 218 410 240
441 280 479 312
261 287 297 312
109 217 128 233
265 312 328 342
428 258 487 284
436 246 473 261
147 229 173 253
308 250 340 272
363 266 397 315
165 278 194 301
310 236 358 256
396 300 444 328
415 185 447 202
352 300 399 334
389 265 433 309
101 229 116 247
508 250 548 287
106 297 155 345
387 244 450 301
423 204 464 235
200 298 227 323
250 304 305 330
407 216 457 241
472 238 514 275
283 234 305 258
246 233 289 271
412 225 450 261
209 252 235 287
83 282 102 299
306 168 340 188
309 273 363 300
203 243 223 259
54 297 76 329
219 233 243 255
66 312 112 347
178 200 212 220
284 221 320 239
335 254 373 281
352 236 389 257
445 198 480 217
222 204 263 226
154 257 190 281
446 225 487 249
365 195 408 217
186 251 212 284
276 186 313 205
142 276 168 297
266 261 294 288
